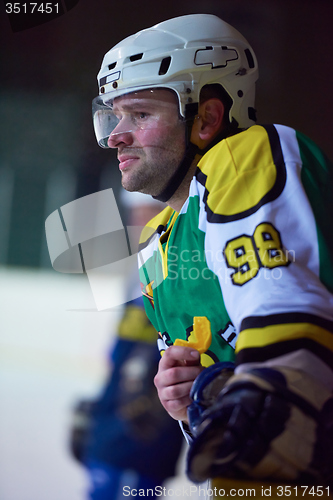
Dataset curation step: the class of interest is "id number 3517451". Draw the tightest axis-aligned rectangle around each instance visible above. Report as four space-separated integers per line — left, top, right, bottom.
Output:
275 486 330 497
5 3 60 14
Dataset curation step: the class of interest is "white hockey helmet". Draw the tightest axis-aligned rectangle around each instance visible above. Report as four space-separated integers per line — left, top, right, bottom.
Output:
93 14 259 148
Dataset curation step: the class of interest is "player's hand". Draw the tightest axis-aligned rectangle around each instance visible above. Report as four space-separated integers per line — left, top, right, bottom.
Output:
154 345 204 422
186 365 333 486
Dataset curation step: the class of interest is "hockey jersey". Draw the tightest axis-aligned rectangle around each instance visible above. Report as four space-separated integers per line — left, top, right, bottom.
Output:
138 124 333 371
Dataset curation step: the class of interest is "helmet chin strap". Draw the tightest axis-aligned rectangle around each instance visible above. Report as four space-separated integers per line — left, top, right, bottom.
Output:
152 111 198 203
153 117 240 203
153 141 200 203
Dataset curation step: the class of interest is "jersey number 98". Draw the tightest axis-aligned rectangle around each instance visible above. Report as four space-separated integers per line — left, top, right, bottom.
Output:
223 222 289 286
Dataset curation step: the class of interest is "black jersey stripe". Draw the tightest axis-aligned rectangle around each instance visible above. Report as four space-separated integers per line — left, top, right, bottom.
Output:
236 338 333 369
240 312 333 334
196 124 287 224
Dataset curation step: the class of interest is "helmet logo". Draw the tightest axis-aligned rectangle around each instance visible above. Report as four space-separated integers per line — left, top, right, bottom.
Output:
194 47 238 69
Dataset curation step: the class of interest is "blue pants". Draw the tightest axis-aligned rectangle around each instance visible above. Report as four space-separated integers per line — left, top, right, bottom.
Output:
87 461 162 500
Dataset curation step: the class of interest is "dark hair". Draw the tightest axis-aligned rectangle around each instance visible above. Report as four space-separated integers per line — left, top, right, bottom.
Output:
200 83 234 128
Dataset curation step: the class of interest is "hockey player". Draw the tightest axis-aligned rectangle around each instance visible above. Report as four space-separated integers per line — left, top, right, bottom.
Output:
92 14 333 487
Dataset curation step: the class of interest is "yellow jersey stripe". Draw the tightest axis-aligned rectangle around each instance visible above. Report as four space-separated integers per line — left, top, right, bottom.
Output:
236 322 333 353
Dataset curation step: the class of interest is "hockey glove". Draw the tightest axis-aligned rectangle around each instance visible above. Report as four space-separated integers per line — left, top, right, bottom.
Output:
187 365 333 486
69 399 97 464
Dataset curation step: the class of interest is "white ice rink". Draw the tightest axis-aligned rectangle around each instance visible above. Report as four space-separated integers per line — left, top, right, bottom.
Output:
0 266 197 500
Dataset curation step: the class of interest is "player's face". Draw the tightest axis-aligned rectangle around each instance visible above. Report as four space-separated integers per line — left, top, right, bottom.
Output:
107 89 186 196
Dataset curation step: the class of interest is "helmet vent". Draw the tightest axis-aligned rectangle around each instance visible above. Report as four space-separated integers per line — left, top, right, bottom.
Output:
158 56 171 76
129 53 143 62
244 49 255 69
108 62 117 70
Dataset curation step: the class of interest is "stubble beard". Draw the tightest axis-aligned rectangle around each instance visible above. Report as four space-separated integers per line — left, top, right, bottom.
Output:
121 137 186 197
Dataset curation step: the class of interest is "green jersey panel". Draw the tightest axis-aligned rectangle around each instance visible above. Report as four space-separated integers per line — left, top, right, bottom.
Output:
139 196 235 366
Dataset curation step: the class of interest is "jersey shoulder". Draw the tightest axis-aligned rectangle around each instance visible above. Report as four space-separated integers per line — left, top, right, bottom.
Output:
196 124 295 222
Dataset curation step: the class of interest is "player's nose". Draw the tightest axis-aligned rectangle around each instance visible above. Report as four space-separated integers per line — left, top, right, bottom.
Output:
108 123 134 148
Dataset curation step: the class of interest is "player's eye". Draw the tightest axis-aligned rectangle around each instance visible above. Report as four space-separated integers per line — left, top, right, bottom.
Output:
136 112 149 120
129 111 151 127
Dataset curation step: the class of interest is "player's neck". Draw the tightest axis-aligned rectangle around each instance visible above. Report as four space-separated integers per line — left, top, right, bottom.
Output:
166 159 198 212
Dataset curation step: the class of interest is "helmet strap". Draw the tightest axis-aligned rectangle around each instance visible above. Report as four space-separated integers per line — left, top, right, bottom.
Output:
152 108 198 202
153 140 200 203
153 114 241 203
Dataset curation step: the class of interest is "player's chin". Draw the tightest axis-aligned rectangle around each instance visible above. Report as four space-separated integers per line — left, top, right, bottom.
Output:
121 173 140 192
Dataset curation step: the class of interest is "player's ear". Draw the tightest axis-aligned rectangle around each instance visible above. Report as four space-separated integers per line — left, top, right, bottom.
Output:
190 99 225 147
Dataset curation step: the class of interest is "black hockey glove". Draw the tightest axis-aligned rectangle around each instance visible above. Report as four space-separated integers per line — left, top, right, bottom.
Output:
186 364 333 486
69 399 97 464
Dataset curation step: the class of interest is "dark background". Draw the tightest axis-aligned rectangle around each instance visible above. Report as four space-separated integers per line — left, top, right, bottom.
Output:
1 0 333 268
